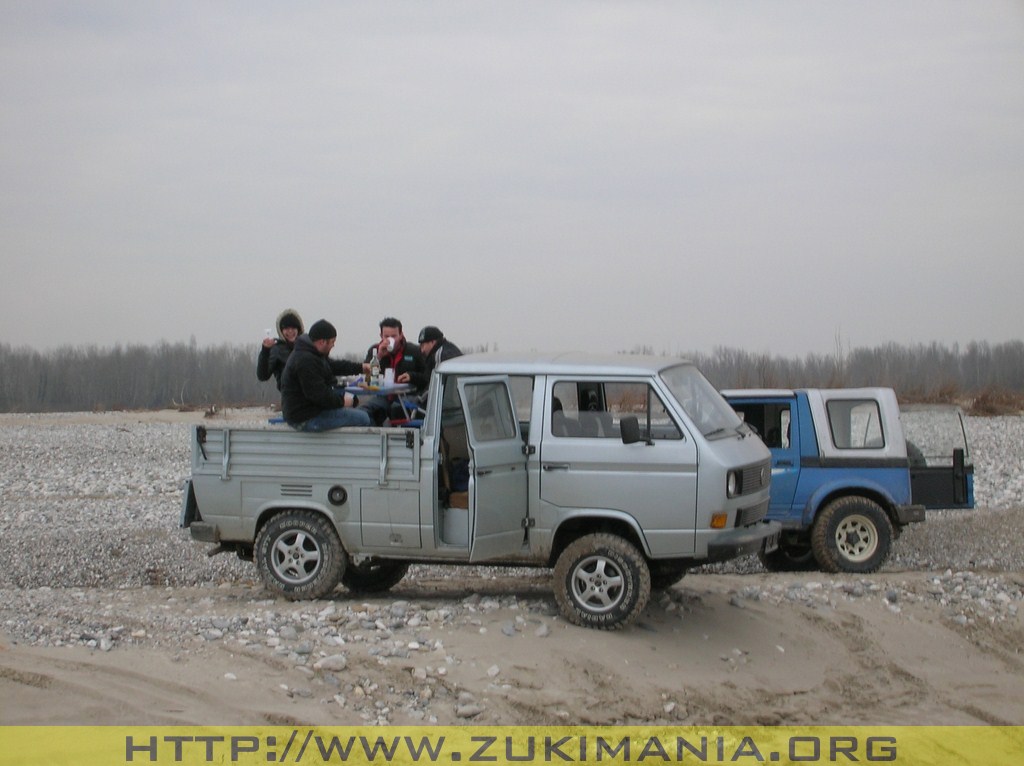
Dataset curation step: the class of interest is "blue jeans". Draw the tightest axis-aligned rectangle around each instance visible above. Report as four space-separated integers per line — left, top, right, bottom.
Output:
297 407 372 432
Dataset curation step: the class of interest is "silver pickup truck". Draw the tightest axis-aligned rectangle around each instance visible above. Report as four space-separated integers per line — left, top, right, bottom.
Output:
182 353 780 629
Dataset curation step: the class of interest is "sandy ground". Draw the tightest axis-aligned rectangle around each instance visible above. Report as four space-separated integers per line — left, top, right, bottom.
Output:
2 409 1023 726
3 571 1023 726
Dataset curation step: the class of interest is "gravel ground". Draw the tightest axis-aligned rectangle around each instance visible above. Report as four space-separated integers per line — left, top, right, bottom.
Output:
886 415 1024 571
2 409 1022 726
1 409 1022 638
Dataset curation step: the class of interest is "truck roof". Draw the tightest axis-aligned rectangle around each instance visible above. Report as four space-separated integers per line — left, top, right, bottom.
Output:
720 388 797 398
720 387 898 400
437 351 694 376
722 387 908 459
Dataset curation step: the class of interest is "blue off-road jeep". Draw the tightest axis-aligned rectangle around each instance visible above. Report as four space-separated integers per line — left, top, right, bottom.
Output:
723 388 973 573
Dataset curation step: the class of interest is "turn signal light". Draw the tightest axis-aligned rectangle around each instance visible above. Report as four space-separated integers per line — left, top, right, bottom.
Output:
710 513 728 529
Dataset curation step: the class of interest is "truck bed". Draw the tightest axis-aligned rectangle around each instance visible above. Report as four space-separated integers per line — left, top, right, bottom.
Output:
191 424 421 484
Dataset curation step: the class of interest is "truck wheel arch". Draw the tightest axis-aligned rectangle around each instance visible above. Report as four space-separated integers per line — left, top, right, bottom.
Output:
548 513 649 567
253 502 341 541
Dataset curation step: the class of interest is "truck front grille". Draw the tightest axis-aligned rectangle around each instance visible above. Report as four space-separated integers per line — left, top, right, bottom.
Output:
738 460 770 496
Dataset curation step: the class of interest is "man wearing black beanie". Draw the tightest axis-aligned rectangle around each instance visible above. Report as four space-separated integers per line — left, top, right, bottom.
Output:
280 319 371 431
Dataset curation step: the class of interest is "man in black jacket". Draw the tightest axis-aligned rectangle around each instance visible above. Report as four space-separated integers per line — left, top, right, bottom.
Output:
280 319 371 431
410 325 462 390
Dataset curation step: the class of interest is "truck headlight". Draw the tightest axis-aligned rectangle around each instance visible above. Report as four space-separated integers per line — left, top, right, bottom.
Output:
726 471 738 498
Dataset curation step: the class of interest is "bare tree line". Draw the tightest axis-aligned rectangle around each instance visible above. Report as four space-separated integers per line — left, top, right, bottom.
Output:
1 339 1022 413
690 340 1024 399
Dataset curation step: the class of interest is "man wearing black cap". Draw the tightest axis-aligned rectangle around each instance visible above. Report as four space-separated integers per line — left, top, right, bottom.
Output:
280 319 371 431
257 308 304 390
409 325 462 391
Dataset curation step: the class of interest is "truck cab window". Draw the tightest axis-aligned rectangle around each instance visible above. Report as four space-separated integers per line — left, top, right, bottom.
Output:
733 402 792 448
550 380 680 440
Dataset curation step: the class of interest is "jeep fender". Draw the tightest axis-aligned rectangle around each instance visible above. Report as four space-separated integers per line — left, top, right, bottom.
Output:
800 478 899 528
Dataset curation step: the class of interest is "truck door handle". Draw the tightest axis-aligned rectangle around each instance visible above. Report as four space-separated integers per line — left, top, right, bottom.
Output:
775 460 793 467
476 468 493 476
543 463 570 471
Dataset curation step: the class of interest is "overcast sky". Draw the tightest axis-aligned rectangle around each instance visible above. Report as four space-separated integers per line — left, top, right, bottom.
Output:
2 1 1022 360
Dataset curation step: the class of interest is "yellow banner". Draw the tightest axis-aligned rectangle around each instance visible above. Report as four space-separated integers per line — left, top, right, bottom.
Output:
1 726 1022 766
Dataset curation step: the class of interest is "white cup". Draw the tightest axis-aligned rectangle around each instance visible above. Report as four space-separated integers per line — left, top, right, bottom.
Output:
384 367 395 386
386 337 396 352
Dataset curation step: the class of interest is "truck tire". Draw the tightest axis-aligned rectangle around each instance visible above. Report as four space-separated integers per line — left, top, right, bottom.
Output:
553 533 651 630
649 559 689 590
255 511 345 600
758 541 817 572
810 496 893 574
341 559 410 594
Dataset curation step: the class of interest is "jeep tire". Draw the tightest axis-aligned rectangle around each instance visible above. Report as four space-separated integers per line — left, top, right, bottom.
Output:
811 496 893 574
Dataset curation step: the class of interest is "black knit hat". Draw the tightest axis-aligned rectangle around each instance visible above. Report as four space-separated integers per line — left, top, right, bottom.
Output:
418 326 444 343
308 319 337 342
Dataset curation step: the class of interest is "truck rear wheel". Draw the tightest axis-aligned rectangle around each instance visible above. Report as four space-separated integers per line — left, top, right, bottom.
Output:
811 496 893 574
255 511 345 600
341 559 410 594
553 533 651 629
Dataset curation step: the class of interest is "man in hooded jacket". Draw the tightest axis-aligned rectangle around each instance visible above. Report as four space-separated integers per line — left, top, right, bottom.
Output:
257 309 303 391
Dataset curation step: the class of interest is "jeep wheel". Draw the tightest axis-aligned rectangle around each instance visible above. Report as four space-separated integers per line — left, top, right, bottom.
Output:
553 533 651 629
341 559 410 594
758 540 817 572
811 496 893 574
649 559 689 590
255 511 345 600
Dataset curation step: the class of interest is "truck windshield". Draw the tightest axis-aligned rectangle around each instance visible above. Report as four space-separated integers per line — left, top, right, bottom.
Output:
660 364 743 438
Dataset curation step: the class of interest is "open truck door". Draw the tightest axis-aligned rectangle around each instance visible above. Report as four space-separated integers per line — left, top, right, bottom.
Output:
456 376 529 560
901 404 975 509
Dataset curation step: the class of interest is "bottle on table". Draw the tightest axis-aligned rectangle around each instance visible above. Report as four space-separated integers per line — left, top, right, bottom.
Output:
370 348 381 387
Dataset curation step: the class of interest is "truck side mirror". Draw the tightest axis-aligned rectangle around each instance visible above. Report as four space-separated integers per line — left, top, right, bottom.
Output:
620 416 645 445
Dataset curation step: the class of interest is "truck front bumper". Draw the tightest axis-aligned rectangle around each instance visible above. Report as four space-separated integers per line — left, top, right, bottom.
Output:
706 521 782 563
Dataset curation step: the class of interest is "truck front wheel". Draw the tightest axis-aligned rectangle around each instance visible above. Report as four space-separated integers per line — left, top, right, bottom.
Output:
553 533 651 629
255 511 345 600
811 497 893 574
